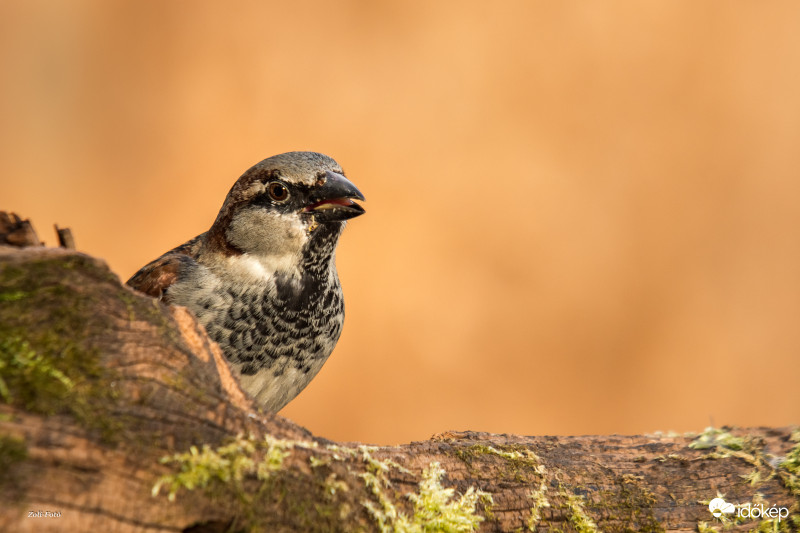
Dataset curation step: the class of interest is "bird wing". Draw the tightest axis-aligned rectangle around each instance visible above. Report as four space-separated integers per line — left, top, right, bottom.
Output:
126 236 203 301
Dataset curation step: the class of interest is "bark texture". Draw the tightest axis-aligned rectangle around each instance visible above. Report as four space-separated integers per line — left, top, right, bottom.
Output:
0 218 798 533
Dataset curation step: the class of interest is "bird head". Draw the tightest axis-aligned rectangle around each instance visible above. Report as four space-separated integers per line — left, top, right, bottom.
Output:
206 152 365 266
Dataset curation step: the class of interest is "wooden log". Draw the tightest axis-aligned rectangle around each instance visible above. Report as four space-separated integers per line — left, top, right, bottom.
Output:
0 224 797 532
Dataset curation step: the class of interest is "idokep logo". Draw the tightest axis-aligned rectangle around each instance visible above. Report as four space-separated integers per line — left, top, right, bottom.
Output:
708 498 735 518
708 497 789 522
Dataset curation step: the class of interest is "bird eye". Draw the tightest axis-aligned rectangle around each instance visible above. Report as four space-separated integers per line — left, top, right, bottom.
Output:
267 182 289 202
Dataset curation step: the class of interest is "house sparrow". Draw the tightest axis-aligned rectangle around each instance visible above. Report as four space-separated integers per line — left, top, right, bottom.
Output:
127 152 365 412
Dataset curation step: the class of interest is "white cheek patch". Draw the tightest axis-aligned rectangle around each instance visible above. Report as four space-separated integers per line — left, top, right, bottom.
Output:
227 207 309 262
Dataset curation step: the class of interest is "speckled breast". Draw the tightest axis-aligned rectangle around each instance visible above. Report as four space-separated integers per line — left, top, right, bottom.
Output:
198 275 345 378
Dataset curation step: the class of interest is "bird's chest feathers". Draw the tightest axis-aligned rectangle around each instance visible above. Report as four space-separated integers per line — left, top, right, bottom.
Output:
183 254 340 329
227 253 301 284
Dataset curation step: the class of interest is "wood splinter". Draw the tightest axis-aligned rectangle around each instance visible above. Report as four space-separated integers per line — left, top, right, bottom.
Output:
55 224 76 249
0 211 75 249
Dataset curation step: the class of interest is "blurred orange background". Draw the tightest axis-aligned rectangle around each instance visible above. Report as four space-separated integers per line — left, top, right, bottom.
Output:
2 1 799 446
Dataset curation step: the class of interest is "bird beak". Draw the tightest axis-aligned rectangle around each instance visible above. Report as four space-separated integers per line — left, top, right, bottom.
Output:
304 171 366 222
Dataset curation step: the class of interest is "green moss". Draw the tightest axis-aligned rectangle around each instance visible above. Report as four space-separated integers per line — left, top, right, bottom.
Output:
322 472 350 499
0 434 27 473
690 427 746 451
310 455 332 468
655 453 691 463
0 254 123 442
559 487 600 533
0 330 121 441
407 462 492 533
527 481 550 531
153 435 256 501
362 460 492 533
152 433 346 531
153 433 315 501
767 430 800 531
597 474 664 533
0 433 28 499
452 443 543 483
451 443 548 529
0 290 27 302
0 336 73 405
688 427 773 487
321 444 492 533
779 431 800 497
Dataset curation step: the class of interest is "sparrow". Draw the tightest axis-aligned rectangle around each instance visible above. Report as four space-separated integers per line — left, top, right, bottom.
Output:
126 152 365 412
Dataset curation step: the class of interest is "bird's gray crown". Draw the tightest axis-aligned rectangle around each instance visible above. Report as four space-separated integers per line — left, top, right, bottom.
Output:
247 151 344 187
